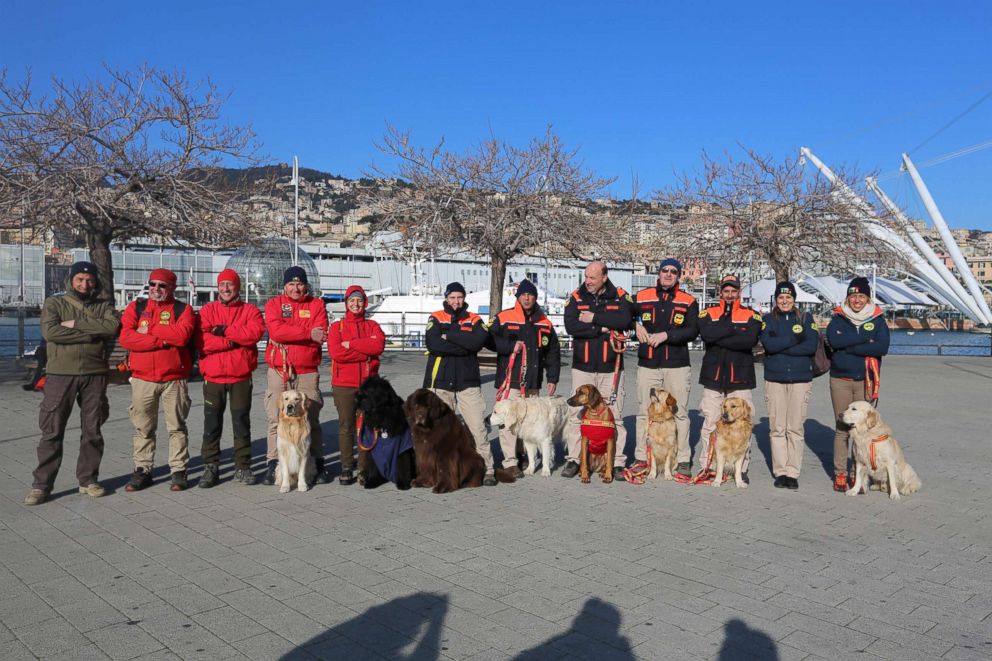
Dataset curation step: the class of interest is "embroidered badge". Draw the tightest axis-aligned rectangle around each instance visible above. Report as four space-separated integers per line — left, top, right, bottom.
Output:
699 310 708 318
298 309 311 318
281 303 292 318
863 322 875 331
139 319 149 328
541 336 549 347
159 311 171 321
673 313 684 325
426 320 434 331
792 324 803 334
642 312 653 322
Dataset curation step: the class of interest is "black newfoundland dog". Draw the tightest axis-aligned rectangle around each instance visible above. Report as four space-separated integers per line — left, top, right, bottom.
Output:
354 376 416 490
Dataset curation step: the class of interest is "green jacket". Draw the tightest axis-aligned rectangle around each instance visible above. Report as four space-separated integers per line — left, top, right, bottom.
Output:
41 278 121 376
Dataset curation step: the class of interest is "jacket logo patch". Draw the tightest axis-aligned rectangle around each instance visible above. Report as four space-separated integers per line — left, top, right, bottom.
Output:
426 320 434 331
159 311 171 320
139 319 149 328
863 322 875 331
642 312 653 322
298 309 311 318
699 310 708 318
541 336 549 347
674 313 684 325
281 304 292 318
792 324 803 334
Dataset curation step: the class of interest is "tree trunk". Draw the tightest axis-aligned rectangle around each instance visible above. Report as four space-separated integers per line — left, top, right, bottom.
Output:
489 253 508 318
86 231 116 305
773 263 790 283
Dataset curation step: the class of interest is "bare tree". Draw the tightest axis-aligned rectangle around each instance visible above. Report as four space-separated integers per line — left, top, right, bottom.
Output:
370 124 630 314
653 147 903 283
0 65 269 299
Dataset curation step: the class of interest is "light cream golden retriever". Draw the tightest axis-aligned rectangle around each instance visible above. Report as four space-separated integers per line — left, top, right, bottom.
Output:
489 396 570 477
713 397 752 489
646 388 678 480
841 401 921 500
275 390 316 493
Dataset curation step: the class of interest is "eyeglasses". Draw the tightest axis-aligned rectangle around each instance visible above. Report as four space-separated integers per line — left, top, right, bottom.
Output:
148 281 170 289
660 268 679 275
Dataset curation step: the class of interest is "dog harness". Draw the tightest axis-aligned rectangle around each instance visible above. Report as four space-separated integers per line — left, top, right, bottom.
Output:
868 434 889 471
580 407 616 456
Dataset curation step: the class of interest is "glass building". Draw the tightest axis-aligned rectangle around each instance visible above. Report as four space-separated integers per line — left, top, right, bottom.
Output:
225 238 321 306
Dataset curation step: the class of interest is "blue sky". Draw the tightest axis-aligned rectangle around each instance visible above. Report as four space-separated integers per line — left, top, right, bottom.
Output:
3 1 991 229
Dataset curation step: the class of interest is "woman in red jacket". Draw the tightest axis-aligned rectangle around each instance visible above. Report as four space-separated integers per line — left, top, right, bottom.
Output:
328 285 386 485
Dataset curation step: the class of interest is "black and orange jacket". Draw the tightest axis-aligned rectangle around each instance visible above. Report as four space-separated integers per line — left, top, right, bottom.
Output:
488 301 561 390
697 299 761 391
634 284 699 369
563 280 635 373
423 304 488 391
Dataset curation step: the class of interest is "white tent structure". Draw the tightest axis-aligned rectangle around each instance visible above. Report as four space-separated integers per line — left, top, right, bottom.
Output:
801 274 940 308
741 279 821 307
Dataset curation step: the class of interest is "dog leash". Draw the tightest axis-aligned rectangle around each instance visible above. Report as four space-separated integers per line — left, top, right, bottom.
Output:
865 357 880 405
267 341 295 383
355 412 378 451
679 431 718 485
606 331 626 406
495 345 527 402
622 443 653 486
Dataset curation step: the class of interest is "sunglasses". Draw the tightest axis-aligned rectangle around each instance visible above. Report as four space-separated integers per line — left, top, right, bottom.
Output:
148 281 170 289
660 268 679 274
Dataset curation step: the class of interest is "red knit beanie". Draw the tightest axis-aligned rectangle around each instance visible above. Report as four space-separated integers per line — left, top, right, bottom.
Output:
217 268 241 289
149 268 177 287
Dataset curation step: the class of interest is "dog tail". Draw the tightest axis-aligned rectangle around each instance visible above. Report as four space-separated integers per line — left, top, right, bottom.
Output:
900 463 922 494
493 468 517 483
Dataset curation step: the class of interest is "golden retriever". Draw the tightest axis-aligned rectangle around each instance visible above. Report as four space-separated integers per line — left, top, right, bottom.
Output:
489 396 570 477
566 384 616 484
841 401 921 500
713 397 752 489
646 388 678 480
275 390 316 493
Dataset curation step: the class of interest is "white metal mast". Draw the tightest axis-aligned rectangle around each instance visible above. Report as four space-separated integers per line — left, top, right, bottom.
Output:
901 153 992 323
291 156 300 266
866 177 989 323
799 147 982 320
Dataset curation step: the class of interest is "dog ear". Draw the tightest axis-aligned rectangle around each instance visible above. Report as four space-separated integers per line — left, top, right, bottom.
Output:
586 386 602 409
301 393 310 412
650 388 659 404
865 407 879 429
665 394 677 414
427 392 447 424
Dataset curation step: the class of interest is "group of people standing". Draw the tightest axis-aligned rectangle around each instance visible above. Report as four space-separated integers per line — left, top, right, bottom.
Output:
22 256 889 506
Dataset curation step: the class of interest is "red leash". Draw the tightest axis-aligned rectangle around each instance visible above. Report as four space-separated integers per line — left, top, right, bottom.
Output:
606 331 626 406
496 345 527 402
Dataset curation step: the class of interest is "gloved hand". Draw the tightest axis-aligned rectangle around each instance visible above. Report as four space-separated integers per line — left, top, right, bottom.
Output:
211 325 226 336
513 340 526 354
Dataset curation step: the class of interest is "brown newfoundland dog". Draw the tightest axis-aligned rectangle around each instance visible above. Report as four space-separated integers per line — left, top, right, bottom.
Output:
403 389 486 493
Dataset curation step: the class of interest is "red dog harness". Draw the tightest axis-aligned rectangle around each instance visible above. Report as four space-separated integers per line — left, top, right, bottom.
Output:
869 434 888 471
580 407 616 456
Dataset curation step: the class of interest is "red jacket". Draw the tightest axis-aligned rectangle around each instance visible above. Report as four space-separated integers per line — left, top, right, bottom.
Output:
120 297 197 382
327 286 386 388
196 297 265 384
264 294 328 375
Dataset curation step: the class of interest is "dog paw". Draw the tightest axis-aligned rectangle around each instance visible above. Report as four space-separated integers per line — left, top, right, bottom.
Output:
602 477 613 484
298 484 310 492
735 481 748 489
663 473 674 481
541 469 551 478
845 488 859 496
279 486 291 494
580 477 591 484
889 492 901 501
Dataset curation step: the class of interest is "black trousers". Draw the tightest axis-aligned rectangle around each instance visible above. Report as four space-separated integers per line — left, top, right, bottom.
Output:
33 374 108 491
201 378 253 468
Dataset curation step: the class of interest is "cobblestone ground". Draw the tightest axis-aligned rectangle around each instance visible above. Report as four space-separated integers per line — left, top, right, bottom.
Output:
1 353 991 660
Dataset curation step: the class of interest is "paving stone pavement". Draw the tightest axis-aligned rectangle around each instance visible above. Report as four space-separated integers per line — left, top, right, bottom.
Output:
1 352 991 660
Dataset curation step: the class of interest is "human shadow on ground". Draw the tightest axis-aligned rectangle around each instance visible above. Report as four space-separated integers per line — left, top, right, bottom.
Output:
717 618 779 660
277 593 448 660
803 418 837 479
513 597 634 660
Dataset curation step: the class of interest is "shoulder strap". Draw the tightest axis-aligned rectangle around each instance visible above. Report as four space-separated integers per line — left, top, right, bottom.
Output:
134 299 148 320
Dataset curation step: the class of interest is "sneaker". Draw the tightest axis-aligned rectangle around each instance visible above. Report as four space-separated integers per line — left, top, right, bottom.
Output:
612 466 626 482
23 488 48 506
198 464 219 489
483 474 498 487
560 460 580 479
263 460 278 485
338 467 356 486
786 477 799 490
774 475 788 489
125 468 153 492
169 471 188 492
79 483 106 497
314 457 332 485
675 462 692 477
233 468 257 485
741 471 749 485
833 472 848 493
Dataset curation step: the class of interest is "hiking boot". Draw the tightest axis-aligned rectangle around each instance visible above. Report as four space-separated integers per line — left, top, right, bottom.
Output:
612 466 626 482
774 475 788 489
338 466 356 486
125 468 153 492
79 483 106 498
169 471 188 492
23 488 48 506
786 477 799 490
675 462 692 477
198 464 219 489
560 460 579 478
314 457 332 485
234 467 257 485
833 472 848 492
263 460 278 485
483 474 498 487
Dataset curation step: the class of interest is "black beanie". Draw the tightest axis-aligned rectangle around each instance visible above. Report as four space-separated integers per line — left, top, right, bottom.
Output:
515 279 538 298
774 281 797 300
847 276 871 298
283 266 308 285
444 282 466 297
69 261 98 279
